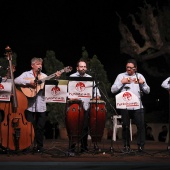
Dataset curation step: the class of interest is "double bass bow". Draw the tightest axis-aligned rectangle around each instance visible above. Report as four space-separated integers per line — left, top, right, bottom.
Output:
0 46 34 152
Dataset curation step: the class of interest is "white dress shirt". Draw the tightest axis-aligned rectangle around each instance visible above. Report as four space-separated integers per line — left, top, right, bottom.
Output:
14 70 47 112
111 72 150 109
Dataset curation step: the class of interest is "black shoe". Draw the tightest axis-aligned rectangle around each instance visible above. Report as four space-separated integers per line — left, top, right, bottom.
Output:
122 146 131 153
69 144 76 152
66 151 75 157
32 146 38 152
94 144 99 150
81 147 89 153
37 147 45 153
138 146 144 152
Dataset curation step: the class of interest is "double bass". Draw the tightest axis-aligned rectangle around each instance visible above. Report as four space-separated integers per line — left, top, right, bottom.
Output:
0 46 34 152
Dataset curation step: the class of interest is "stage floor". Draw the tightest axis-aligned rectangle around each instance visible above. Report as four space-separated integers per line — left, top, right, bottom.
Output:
1 139 170 170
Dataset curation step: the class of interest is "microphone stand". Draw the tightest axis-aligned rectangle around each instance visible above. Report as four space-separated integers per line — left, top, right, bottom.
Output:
134 71 143 154
90 70 104 154
134 71 151 155
93 80 100 153
92 81 118 155
32 69 40 152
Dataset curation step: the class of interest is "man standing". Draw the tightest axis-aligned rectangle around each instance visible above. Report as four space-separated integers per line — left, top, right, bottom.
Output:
111 59 150 152
68 59 101 153
14 57 61 153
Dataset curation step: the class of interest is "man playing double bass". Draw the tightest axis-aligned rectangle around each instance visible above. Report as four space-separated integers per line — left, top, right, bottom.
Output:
14 57 61 153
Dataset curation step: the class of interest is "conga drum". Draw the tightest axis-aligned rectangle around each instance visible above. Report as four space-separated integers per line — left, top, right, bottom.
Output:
65 100 84 143
89 100 106 143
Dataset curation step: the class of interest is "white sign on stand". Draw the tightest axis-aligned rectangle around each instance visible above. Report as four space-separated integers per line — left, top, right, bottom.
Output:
68 80 93 99
45 80 68 103
0 82 12 101
116 91 140 109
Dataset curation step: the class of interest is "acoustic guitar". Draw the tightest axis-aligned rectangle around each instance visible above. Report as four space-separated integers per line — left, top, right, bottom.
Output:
20 66 72 97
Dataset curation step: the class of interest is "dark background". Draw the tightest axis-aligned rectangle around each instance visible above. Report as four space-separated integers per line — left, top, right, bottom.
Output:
0 0 169 119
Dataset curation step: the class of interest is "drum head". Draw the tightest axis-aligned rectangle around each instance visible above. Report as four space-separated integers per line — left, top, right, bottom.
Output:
67 99 82 104
89 100 105 104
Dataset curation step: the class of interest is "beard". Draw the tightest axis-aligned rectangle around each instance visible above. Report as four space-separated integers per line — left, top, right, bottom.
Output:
79 69 86 76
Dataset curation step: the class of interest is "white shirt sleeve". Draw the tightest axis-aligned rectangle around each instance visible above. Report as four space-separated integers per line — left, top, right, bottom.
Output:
161 77 170 90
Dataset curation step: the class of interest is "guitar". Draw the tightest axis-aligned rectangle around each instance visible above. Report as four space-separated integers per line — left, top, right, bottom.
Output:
20 66 72 97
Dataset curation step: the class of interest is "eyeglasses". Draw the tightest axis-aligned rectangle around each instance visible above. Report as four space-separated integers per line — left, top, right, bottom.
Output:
126 66 134 69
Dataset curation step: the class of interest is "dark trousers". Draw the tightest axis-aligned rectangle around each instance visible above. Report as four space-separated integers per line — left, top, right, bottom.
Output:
25 110 47 148
120 109 145 147
81 110 89 148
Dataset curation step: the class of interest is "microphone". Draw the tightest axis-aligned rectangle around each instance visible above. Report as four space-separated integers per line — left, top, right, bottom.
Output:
86 69 95 73
37 68 42 74
93 81 100 88
86 69 92 73
168 79 170 85
35 68 42 84
131 67 137 73
131 67 136 71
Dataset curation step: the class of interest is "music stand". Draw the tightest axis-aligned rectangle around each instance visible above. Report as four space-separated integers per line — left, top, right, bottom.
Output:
45 80 59 85
42 80 72 157
0 82 12 102
45 80 68 103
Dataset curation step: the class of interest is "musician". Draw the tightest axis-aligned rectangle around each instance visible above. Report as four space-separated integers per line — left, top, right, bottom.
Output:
111 59 150 153
68 59 101 153
14 57 61 153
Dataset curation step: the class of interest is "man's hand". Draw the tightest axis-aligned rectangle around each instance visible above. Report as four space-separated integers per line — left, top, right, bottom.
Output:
55 71 61 78
29 79 37 87
121 77 131 84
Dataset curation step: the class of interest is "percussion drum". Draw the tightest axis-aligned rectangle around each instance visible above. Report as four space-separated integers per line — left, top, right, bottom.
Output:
65 100 84 143
89 100 106 143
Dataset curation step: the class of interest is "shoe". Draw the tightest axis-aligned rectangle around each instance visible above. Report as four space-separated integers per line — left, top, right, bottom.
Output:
37 147 45 153
94 144 99 151
69 144 76 152
32 146 38 152
22 147 31 154
138 146 144 152
81 147 89 153
66 151 75 157
122 146 131 153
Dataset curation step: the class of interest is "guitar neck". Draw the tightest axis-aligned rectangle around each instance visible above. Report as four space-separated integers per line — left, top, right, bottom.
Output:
40 73 56 83
40 69 65 83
